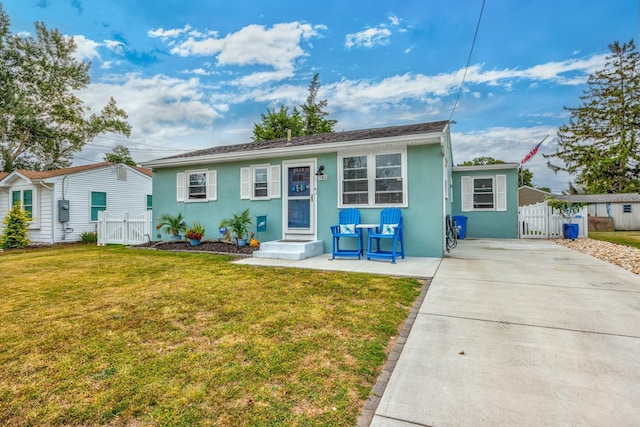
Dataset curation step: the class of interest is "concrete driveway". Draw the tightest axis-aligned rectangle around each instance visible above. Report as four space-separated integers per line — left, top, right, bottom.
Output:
371 239 640 426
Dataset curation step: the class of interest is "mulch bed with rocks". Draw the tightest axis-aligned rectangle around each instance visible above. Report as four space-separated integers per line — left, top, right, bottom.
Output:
140 240 260 256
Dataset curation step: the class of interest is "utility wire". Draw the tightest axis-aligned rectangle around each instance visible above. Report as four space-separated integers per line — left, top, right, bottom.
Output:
449 0 486 122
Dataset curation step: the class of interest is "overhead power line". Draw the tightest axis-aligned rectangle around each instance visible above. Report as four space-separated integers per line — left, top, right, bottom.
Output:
449 0 486 122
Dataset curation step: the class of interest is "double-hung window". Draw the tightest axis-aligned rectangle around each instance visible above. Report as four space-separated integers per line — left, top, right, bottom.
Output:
473 178 494 209
339 149 406 207
90 191 107 221
176 170 217 202
240 164 281 200
461 175 507 212
12 189 33 218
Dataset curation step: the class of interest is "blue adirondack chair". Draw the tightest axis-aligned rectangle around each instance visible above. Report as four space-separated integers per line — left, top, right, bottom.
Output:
366 207 405 263
330 208 363 259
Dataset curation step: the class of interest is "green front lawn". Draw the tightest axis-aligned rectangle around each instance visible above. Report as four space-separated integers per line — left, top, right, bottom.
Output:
0 245 421 426
589 231 640 249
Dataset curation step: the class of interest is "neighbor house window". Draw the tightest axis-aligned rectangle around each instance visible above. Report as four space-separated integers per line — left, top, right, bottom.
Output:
339 149 406 207
461 175 507 212
91 191 107 221
240 164 281 200
623 204 632 213
176 170 217 202
12 189 33 218
147 195 152 211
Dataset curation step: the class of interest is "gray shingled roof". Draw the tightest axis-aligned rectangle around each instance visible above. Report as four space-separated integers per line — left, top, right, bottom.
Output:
152 120 449 162
554 193 640 203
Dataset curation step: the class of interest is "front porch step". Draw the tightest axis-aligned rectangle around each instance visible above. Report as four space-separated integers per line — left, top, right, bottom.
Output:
253 240 324 260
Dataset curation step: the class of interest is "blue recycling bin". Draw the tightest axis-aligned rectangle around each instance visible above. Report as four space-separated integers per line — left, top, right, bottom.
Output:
452 215 468 240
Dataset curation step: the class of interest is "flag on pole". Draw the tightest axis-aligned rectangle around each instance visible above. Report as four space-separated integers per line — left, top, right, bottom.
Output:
520 136 548 164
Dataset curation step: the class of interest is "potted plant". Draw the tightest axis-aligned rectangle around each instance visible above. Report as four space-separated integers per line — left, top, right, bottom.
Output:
546 198 585 240
186 221 205 246
156 212 186 240
219 208 252 247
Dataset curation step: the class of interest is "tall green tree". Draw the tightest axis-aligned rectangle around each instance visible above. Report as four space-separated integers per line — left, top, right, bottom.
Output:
252 105 304 141
252 73 337 141
545 40 640 193
104 144 136 166
0 6 131 172
300 73 337 136
458 156 534 187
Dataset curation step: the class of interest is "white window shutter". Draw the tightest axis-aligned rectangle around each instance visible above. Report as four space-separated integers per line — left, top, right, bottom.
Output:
240 167 251 199
496 174 507 211
176 172 185 202
270 165 281 198
461 176 471 212
207 170 217 201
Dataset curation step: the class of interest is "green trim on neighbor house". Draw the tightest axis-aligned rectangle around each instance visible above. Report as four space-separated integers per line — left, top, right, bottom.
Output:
452 164 519 239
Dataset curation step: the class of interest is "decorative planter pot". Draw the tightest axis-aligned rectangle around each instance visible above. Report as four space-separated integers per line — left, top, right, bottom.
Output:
170 235 182 241
189 239 201 246
563 223 579 240
237 238 247 247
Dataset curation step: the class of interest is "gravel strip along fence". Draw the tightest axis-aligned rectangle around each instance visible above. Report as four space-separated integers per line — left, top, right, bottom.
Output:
553 238 640 275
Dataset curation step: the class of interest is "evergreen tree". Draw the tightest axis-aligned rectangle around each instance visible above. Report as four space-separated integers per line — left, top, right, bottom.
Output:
252 74 337 141
252 105 304 141
546 40 640 193
0 6 131 172
300 73 337 136
104 144 136 166
1 202 31 249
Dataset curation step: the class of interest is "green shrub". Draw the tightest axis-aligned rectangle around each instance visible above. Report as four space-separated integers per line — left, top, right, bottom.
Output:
81 231 98 244
1 203 31 249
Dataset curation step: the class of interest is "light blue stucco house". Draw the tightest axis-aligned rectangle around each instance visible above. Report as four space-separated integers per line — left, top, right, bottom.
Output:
143 121 456 258
452 163 520 239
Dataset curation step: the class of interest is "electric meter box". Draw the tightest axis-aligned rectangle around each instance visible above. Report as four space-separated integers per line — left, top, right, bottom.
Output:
58 199 70 222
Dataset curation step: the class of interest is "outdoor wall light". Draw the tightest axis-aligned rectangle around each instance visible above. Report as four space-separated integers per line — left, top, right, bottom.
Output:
316 165 325 176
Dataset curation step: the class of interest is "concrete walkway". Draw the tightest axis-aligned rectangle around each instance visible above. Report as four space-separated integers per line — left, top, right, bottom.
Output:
371 239 640 426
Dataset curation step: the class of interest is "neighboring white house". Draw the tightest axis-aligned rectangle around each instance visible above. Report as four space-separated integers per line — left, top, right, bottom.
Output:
0 163 152 243
555 193 640 231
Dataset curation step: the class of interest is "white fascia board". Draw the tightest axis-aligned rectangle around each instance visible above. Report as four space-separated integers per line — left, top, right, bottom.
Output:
143 133 444 169
453 163 520 172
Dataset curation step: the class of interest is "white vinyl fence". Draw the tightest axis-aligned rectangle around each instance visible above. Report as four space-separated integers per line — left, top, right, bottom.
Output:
519 202 588 239
97 211 152 246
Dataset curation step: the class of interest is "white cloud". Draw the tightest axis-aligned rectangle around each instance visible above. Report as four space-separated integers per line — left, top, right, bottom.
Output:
148 22 325 85
71 34 102 61
103 39 125 56
147 25 192 39
345 26 392 48
388 14 401 26
79 73 221 143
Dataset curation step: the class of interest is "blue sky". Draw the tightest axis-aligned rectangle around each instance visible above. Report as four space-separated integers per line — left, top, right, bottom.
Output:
3 0 638 192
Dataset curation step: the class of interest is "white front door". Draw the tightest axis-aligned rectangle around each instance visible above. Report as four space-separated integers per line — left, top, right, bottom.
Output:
282 159 316 240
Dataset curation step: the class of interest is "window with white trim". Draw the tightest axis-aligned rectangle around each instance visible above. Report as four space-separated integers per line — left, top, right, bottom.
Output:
461 175 507 212
90 191 106 221
240 164 281 200
176 170 217 202
12 189 33 218
339 149 406 207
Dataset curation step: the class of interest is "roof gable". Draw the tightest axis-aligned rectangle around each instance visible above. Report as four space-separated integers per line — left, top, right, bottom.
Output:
0 163 152 184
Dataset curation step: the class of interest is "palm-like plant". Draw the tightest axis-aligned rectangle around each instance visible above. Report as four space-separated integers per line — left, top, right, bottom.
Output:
219 208 252 243
156 213 186 237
